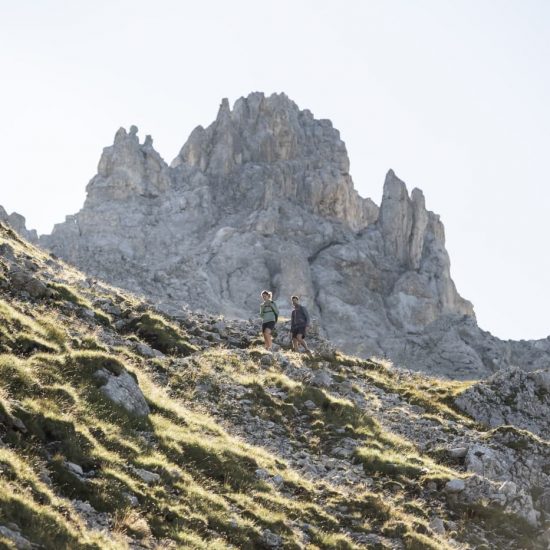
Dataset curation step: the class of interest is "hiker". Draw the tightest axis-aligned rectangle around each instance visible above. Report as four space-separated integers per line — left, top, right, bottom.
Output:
290 295 312 354
260 290 279 351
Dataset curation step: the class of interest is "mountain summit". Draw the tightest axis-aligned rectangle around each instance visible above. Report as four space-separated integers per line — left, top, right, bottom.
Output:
39 92 550 379
172 92 377 229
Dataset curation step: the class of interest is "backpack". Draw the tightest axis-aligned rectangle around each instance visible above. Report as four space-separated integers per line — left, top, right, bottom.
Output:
271 301 279 323
264 300 278 323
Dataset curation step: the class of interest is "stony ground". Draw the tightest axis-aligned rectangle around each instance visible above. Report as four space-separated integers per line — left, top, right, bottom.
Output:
0 221 549 549
155 320 549 550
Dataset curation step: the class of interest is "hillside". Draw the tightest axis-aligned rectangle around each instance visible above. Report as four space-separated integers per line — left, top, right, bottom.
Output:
1 221 549 548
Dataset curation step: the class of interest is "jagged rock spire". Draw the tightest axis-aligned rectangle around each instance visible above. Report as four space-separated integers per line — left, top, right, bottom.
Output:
378 170 430 270
88 126 172 206
173 92 378 229
0 206 38 242
37 92 508 378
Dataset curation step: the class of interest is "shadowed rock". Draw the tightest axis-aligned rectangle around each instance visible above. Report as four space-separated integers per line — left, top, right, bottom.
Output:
455 367 550 438
93 367 150 417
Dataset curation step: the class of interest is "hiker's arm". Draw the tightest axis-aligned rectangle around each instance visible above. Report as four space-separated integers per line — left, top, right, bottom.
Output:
303 306 310 326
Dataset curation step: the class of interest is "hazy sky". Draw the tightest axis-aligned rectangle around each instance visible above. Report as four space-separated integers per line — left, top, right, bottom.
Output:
1 1 549 340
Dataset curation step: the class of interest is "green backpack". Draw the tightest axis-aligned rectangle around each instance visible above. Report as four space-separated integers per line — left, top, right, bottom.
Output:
264 300 278 323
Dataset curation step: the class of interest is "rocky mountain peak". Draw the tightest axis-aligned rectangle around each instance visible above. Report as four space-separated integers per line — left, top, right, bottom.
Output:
170 92 377 229
89 125 171 207
174 92 347 172
0 206 37 243
31 92 550 379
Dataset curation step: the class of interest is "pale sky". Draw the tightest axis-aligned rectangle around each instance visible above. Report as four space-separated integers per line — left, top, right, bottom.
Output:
1 0 549 341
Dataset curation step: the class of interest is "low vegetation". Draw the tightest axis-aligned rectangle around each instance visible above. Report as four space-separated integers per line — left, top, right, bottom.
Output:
0 222 541 549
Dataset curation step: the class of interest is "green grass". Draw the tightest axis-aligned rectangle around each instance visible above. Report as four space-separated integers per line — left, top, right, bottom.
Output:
0 324 366 548
48 282 89 307
124 313 198 356
0 223 537 550
307 351 475 424
0 300 66 355
46 282 112 326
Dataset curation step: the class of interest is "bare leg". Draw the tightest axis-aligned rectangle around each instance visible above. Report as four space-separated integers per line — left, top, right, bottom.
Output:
295 334 310 352
292 335 298 351
264 329 272 350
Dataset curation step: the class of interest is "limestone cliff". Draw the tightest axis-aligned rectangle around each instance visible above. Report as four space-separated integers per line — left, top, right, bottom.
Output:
0 206 38 243
29 92 550 379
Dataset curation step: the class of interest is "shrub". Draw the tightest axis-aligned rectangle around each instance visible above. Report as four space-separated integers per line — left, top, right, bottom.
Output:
47 282 88 307
66 351 126 378
125 313 197 356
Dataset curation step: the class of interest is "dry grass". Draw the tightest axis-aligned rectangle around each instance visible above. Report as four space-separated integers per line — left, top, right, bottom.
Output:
0 223 533 550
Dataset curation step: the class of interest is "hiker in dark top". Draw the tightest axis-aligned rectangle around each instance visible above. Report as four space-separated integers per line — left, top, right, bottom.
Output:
290 295 312 354
260 290 279 351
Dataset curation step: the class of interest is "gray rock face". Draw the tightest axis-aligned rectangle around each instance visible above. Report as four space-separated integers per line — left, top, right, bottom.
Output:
455 428 550 528
93 367 150 417
31 92 549 379
0 525 32 550
0 207 38 243
455 367 550 439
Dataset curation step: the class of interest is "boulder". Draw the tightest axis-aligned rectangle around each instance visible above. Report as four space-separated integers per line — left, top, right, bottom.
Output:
133 468 161 485
93 368 150 417
0 525 32 550
455 367 550 439
445 479 465 493
8 266 51 299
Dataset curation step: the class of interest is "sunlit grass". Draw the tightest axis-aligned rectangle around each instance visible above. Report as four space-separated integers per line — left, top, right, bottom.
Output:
0 222 535 549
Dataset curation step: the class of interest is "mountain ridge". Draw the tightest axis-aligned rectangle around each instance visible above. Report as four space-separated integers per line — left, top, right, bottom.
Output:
4 92 550 379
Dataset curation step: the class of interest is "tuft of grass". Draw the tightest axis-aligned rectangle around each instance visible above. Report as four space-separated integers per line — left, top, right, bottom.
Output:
48 282 89 307
47 282 112 327
113 508 152 540
0 299 66 356
403 531 448 550
124 313 198 356
13 332 59 355
355 447 426 480
66 350 126 378
484 425 544 451
310 529 360 549
0 354 35 394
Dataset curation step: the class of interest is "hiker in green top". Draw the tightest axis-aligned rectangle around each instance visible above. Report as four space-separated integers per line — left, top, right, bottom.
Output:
260 290 279 351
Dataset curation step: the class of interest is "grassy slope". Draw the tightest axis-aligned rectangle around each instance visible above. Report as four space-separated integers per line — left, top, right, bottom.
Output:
0 223 538 549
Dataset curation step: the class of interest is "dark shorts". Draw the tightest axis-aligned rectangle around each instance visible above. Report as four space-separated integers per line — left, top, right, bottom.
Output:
262 321 276 333
291 326 306 338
